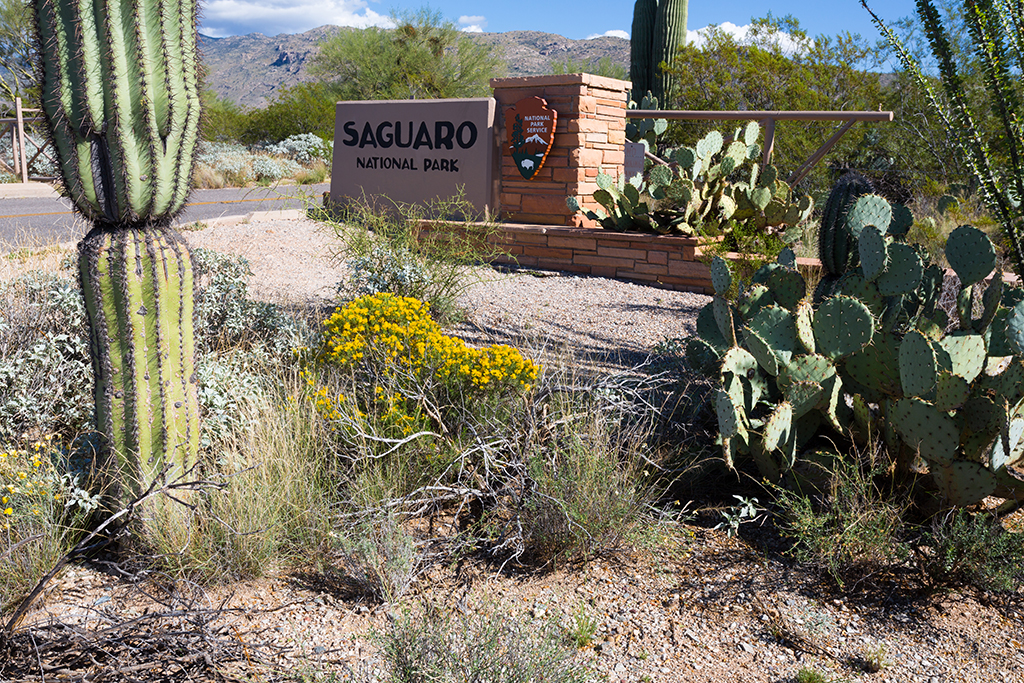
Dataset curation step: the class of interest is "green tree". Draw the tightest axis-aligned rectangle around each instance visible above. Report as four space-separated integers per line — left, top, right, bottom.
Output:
0 0 36 110
551 56 628 80
200 89 248 142
239 81 341 144
309 8 504 101
663 15 887 197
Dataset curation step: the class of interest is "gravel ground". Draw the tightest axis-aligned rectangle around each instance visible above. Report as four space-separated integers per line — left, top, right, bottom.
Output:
181 211 711 372
7 212 1024 683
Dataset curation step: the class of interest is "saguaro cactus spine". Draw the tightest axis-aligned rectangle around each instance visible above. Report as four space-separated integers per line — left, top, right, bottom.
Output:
33 0 202 502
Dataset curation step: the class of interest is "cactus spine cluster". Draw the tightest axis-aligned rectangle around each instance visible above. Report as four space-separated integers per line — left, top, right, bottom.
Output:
33 0 202 501
694 189 1024 508
630 0 687 104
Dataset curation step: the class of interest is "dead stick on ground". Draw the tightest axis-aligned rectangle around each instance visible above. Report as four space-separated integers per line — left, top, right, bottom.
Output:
1 466 221 639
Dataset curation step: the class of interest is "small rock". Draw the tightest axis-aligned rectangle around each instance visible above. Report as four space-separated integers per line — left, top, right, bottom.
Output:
740 642 755 653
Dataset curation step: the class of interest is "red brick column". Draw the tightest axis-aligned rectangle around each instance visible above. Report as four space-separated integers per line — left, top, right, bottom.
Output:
490 74 629 227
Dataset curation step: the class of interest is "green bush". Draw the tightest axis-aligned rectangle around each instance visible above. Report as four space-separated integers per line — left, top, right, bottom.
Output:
919 510 1024 592
239 81 341 145
200 89 248 142
772 458 911 589
369 602 593 683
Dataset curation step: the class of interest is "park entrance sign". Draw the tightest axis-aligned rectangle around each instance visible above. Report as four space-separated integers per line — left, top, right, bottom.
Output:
330 98 498 213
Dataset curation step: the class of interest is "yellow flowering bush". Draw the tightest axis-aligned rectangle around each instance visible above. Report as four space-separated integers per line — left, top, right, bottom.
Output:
316 293 538 391
307 293 538 436
0 439 59 531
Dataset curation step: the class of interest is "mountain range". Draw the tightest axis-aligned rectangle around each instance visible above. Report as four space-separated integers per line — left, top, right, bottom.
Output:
199 28 630 109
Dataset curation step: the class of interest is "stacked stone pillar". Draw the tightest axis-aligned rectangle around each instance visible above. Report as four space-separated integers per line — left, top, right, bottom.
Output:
490 74 630 226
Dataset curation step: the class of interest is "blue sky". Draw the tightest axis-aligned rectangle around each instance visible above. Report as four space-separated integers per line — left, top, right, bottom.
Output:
199 0 921 47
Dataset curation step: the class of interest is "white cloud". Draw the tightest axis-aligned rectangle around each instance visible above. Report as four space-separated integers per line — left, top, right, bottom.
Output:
585 29 629 40
686 22 811 54
200 0 391 37
458 15 487 33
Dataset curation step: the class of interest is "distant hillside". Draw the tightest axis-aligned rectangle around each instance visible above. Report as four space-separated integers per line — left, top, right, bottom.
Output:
199 27 630 109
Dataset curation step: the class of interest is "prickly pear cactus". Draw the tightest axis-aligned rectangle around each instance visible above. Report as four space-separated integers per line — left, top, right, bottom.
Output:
33 0 202 503
693 192 1024 507
570 122 813 240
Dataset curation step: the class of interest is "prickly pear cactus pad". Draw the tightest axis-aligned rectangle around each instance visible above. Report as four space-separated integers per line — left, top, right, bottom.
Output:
931 461 997 507
33 0 202 226
711 257 732 296
1005 300 1024 356
892 398 959 465
946 225 996 286
899 330 938 397
859 224 889 282
876 243 924 296
812 295 874 359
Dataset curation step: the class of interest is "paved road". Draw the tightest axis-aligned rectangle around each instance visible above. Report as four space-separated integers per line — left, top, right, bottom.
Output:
0 183 329 247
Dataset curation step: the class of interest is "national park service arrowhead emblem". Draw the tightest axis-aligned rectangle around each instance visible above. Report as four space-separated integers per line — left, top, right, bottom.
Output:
506 96 557 180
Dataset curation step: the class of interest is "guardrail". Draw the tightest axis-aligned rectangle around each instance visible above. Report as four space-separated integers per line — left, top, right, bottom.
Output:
625 109 894 186
1 97 53 183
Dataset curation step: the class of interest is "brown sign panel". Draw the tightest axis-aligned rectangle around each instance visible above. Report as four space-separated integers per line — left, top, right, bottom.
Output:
330 98 497 213
505 96 556 180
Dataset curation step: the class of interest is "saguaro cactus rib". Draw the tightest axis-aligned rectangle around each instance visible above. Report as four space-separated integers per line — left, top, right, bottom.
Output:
79 227 199 496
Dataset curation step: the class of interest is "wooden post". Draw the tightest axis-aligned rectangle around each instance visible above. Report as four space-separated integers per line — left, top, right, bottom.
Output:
761 117 776 168
15 97 29 183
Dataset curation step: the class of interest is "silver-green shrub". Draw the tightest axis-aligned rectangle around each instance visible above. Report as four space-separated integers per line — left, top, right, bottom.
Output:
263 133 332 165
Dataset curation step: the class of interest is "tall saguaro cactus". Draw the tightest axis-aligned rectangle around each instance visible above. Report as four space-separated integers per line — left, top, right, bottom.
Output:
630 0 657 101
33 0 202 502
630 0 688 104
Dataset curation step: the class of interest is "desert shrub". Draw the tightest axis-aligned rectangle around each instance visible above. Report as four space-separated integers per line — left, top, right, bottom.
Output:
263 133 333 166
344 244 431 300
368 602 592 683
309 294 537 441
918 510 1024 593
295 159 329 185
334 513 419 602
772 457 911 589
0 271 92 444
305 304 660 569
517 410 648 562
191 248 308 355
0 132 57 178
192 138 326 187
325 190 507 323
250 154 301 182
194 141 252 186
0 436 100 614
